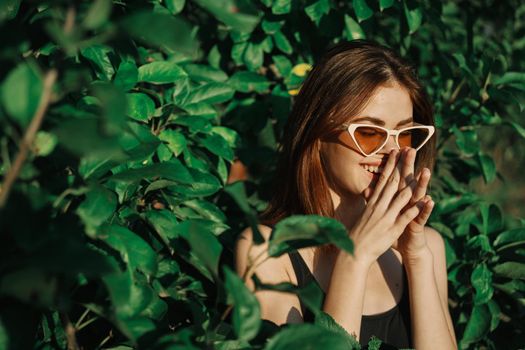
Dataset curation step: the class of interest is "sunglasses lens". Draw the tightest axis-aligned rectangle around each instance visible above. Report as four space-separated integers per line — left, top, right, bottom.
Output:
398 128 430 149
354 126 388 155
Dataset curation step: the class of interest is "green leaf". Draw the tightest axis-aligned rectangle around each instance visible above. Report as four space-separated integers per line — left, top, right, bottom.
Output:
453 127 479 156
114 60 138 91
262 19 284 34
403 0 423 34
182 199 226 223
184 82 235 105
103 270 146 319
182 63 228 83
507 121 525 138
178 220 223 277
314 312 360 348
461 304 490 346
353 0 373 22
268 215 353 257
108 159 193 184
138 61 187 84
83 0 112 29
471 263 493 305
1 62 43 127
34 131 58 157
344 15 366 40
477 153 496 183
193 0 260 33
379 0 394 11
272 55 292 77
208 44 221 68
272 0 291 15
159 129 187 156
126 93 155 122
494 228 525 251
211 126 240 148
165 0 186 14
172 115 212 133
100 224 158 277
229 71 271 93
198 133 234 161
493 72 525 85
175 168 222 197
479 203 502 235
305 0 331 26
92 82 128 132
493 262 525 280
0 0 21 22
120 12 198 55
487 299 501 331
273 30 293 55
77 185 118 235
243 42 264 71
81 45 115 81
223 266 261 341
144 209 179 249
264 323 355 350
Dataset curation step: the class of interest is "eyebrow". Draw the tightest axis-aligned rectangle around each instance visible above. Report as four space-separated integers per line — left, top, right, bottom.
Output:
351 116 413 127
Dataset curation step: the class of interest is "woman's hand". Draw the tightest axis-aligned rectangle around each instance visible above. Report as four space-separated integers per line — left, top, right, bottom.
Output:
347 149 424 267
391 148 435 261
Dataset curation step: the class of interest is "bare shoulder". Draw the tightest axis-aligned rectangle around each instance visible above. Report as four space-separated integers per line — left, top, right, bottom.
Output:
424 226 446 256
234 224 292 289
234 224 303 324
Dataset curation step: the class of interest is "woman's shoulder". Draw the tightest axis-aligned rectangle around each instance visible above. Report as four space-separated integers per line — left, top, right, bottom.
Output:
234 224 294 289
423 226 445 256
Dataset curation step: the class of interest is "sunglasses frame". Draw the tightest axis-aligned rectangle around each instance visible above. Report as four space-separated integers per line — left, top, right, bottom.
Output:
341 122 435 157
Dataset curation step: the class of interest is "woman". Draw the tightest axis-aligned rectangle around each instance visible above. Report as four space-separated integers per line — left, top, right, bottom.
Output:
235 40 457 349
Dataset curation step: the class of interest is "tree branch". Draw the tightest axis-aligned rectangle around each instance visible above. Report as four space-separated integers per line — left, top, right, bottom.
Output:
0 69 57 208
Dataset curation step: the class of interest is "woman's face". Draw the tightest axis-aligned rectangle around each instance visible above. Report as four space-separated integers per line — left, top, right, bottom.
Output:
320 83 413 199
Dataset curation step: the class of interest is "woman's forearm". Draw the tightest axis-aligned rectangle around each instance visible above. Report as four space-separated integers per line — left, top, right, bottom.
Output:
322 251 371 341
405 248 457 349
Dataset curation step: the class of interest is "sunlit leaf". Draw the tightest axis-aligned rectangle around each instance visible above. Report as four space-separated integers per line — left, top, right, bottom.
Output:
1 62 43 127
353 0 373 22
223 266 261 341
268 215 353 257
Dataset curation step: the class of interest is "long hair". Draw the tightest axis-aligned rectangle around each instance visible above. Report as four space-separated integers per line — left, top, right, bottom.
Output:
260 39 436 226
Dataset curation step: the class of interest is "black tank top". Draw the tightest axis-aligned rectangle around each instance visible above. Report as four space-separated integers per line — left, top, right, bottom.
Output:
288 250 413 349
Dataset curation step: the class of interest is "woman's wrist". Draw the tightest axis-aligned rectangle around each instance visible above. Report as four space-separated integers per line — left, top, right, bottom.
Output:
402 246 433 272
336 249 374 272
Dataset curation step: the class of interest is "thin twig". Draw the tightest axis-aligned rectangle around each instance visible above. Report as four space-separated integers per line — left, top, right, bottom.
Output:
59 312 80 350
74 308 90 329
447 77 466 105
0 69 58 208
76 315 99 331
97 330 113 349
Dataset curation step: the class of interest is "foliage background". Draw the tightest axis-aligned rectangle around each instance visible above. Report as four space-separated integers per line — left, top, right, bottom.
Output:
0 0 524 349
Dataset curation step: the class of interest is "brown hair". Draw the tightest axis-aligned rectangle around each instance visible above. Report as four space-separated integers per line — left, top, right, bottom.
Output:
260 39 436 226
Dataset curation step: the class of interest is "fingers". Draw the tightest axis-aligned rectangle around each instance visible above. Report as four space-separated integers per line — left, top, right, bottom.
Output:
395 196 434 231
395 200 424 229
374 151 404 209
368 149 400 204
413 195 434 225
410 168 431 205
389 179 418 214
399 148 416 191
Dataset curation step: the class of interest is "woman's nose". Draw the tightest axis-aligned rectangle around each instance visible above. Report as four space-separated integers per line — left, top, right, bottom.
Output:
380 135 399 153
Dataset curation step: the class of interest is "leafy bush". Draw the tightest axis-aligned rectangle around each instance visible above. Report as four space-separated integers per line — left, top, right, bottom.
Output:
0 0 524 349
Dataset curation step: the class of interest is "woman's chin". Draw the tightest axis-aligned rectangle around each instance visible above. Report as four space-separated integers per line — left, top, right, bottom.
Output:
362 177 379 201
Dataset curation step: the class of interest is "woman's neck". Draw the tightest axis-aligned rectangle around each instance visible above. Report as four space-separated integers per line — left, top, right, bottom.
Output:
330 188 367 232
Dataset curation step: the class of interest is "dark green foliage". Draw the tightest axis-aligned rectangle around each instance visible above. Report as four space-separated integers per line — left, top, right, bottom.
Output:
0 0 524 349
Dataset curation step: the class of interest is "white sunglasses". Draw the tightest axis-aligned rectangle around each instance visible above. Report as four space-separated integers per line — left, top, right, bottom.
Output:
339 122 435 157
